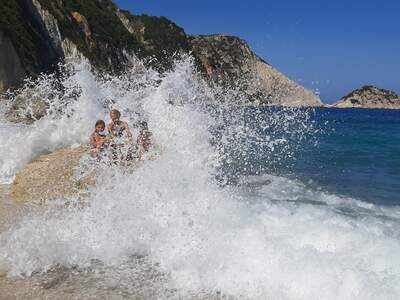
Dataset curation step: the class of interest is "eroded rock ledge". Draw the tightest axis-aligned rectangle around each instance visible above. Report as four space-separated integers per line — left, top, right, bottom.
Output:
11 146 93 202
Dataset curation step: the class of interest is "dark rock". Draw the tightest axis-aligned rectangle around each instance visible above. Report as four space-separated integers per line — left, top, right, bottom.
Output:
0 30 26 93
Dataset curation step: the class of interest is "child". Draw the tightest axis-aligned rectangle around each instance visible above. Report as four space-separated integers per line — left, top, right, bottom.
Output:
107 109 133 163
137 121 153 160
89 120 108 158
107 109 132 143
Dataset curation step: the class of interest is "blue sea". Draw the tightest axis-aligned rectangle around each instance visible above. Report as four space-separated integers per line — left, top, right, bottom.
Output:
214 106 400 206
292 108 400 206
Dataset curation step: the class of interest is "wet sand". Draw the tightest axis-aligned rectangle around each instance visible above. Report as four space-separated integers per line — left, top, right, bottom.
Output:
0 184 31 232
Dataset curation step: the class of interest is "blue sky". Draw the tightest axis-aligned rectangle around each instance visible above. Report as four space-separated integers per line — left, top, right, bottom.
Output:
114 0 400 103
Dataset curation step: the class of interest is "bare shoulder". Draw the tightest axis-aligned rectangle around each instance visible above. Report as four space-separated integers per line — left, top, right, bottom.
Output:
122 121 131 130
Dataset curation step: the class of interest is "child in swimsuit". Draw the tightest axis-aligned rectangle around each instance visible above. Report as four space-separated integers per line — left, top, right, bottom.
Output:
107 109 133 163
90 120 108 158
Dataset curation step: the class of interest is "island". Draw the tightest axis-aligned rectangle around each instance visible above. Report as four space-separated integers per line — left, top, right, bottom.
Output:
333 86 400 109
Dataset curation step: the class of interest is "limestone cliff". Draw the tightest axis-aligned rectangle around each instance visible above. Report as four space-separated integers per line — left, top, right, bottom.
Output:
190 35 321 106
334 86 400 109
0 0 320 107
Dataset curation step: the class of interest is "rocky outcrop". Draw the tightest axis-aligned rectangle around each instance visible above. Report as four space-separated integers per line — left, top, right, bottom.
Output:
334 86 400 109
190 35 321 106
70 11 91 41
11 146 93 202
6 94 49 124
0 0 320 107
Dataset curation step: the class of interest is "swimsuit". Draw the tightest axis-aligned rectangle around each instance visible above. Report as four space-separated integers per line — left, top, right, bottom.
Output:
109 121 132 162
90 132 107 160
110 121 126 138
91 132 106 148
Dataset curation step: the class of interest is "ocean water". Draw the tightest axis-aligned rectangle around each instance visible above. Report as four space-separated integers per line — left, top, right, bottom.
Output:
289 108 400 206
209 106 400 206
0 58 400 299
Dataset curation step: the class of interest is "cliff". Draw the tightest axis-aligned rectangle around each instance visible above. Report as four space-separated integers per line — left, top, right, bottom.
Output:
0 0 320 107
334 86 400 109
190 35 321 106
0 30 26 92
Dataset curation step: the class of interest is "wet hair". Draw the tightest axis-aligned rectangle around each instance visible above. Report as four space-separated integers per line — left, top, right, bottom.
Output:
95 120 105 128
110 109 121 117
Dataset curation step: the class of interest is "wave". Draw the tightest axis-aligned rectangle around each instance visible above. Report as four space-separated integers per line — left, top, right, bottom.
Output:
1 57 400 299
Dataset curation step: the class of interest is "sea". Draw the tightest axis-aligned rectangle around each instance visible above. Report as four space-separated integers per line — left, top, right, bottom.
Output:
0 58 399 299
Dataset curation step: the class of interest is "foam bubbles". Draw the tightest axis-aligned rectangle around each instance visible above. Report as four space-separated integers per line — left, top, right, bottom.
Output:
1 58 400 299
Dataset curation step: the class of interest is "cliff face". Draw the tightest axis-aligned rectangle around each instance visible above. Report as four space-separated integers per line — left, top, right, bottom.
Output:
190 35 321 106
0 30 26 91
0 0 320 107
334 86 400 109
0 1 61 81
0 0 190 82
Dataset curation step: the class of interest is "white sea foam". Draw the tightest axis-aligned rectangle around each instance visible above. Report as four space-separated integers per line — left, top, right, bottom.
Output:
1 58 400 299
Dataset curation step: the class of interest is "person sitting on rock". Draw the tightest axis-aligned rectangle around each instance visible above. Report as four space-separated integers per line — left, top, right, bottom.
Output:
89 120 108 159
107 109 133 163
137 121 153 160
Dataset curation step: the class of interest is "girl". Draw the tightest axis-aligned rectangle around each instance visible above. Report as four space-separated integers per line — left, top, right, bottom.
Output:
89 120 108 158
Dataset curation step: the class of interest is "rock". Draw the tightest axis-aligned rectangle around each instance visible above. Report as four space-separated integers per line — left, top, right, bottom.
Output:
190 34 322 106
71 11 91 41
11 146 94 202
29 0 65 58
334 86 400 109
6 94 49 124
0 30 26 93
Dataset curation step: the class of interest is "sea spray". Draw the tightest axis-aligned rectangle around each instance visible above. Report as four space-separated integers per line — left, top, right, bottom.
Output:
1 58 400 299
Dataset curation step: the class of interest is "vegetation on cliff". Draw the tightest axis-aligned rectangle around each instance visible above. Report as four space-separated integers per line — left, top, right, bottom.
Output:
37 0 143 70
122 12 191 70
0 0 191 75
0 1 58 76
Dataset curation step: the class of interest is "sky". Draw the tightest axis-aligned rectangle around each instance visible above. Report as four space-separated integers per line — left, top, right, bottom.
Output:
114 0 400 103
